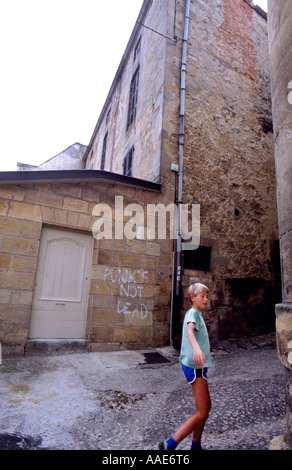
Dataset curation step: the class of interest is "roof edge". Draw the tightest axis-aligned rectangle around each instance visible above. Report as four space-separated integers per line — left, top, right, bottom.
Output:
243 0 267 20
0 169 161 192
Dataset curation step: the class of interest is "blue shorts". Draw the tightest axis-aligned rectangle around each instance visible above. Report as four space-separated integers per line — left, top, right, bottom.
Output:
182 364 208 383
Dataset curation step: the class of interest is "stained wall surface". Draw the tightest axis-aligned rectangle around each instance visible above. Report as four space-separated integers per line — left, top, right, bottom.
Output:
85 0 280 342
268 0 292 449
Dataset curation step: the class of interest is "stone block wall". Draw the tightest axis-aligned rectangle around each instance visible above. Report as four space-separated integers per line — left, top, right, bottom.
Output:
0 177 172 355
156 0 279 341
268 0 292 449
83 0 279 344
180 0 279 339
88 184 173 351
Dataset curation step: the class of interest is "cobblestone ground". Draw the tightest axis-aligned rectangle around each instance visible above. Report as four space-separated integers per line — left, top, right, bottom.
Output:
75 335 287 451
154 353 286 450
0 334 287 451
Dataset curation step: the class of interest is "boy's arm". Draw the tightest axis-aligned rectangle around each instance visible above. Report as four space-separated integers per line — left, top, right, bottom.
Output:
186 321 205 368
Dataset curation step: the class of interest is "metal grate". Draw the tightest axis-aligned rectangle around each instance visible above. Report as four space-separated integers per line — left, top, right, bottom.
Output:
142 352 170 364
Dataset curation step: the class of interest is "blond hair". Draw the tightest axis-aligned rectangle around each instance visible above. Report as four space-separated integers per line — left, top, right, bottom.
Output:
188 283 209 300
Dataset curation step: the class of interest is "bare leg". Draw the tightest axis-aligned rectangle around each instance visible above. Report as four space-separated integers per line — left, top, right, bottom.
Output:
172 377 211 444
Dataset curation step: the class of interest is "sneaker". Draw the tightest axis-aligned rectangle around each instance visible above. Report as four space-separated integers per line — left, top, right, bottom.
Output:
157 441 167 450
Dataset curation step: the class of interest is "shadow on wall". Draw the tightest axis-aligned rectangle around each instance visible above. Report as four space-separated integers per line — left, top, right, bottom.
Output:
219 277 282 339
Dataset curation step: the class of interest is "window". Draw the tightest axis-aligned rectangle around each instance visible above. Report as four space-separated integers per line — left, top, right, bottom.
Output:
87 150 94 169
106 107 111 125
123 147 134 177
127 67 139 129
134 36 141 62
183 246 212 272
101 132 108 170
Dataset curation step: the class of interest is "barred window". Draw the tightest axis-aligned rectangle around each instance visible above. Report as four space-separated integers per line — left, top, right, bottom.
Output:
101 132 108 170
106 108 111 125
123 147 134 177
134 37 141 62
127 67 139 129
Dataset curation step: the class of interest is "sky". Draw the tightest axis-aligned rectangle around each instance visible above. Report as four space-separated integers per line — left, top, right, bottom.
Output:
0 0 267 172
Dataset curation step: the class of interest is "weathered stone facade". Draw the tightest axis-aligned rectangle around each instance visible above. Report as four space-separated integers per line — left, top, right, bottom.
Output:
17 143 87 171
0 173 173 355
268 0 292 450
85 0 279 343
0 0 282 357
85 0 168 183
180 0 279 340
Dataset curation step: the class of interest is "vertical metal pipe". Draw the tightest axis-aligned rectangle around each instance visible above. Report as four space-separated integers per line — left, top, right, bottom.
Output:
172 0 190 348
175 0 190 297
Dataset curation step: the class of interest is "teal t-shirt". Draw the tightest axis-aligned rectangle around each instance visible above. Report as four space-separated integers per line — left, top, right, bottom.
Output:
179 308 211 369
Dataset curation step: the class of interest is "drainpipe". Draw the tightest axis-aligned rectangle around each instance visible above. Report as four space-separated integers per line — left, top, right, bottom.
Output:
172 0 191 347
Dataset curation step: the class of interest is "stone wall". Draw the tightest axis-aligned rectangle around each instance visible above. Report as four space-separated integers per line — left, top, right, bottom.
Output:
180 0 279 339
268 0 292 449
88 183 173 351
157 0 279 341
84 0 279 343
85 0 169 183
0 175 172 355
0 0 281 356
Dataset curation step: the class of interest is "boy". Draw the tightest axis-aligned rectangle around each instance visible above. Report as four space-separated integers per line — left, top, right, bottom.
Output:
157 283 211 451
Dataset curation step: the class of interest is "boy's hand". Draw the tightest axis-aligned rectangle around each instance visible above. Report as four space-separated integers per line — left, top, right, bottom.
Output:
193 346 205 368
186 322 206 367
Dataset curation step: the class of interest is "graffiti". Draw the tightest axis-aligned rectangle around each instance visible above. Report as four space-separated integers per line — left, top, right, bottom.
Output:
117 301 148 320
104 267 148 284
120 284 144 298
103 267 149 320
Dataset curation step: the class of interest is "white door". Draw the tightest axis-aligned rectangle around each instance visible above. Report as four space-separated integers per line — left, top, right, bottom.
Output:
29 228 93 339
